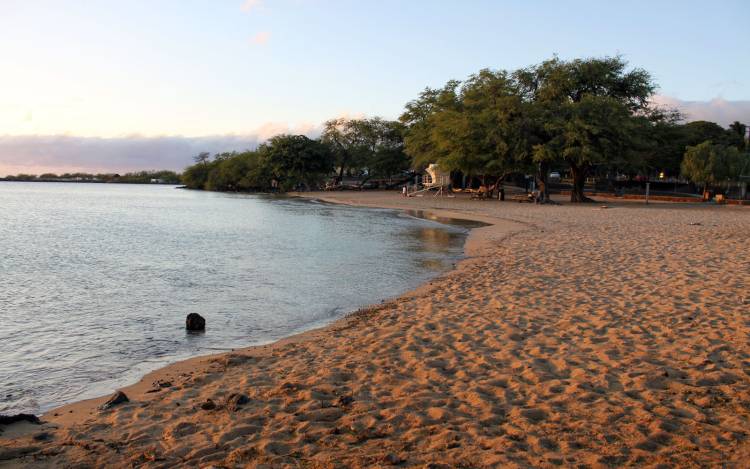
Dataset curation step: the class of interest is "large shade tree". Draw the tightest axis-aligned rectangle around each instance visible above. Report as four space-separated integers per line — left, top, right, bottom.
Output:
400 81 462 170
437 70 538 192
521 56 658 202
401 72 538 196
400 56 663 202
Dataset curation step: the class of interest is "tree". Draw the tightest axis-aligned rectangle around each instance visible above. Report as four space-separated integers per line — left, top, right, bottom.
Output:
182 159 215 189
400 56 662 202
360 119 411 182
434 70 537 193
321 118 356 184
322 117 410 187
206 152 260 191
193 152 211 166
681 141 748 195
260 135 334 191
524 56 658 202
400 81 462 170
539 96 648 202
729 121 747 150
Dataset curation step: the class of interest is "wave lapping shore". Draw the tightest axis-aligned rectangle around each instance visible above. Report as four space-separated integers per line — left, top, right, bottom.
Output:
2 193 749 468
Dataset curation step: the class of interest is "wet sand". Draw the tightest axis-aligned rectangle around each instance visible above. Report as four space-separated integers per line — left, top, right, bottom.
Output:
1 192 749 468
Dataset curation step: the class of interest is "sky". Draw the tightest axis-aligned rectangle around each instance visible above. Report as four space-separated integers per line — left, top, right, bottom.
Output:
0 0 748 175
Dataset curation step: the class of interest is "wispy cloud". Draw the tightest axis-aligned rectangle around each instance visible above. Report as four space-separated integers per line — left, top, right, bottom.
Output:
250 31 271 46
653 95 750 127
240 0 263 13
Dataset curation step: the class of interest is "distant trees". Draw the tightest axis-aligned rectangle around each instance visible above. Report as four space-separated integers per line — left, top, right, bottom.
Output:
183 118 409 193
193 152 211 165
681 141 749 194
182 160 214 189
321 117 410 187
182 135 336 192
205 151 268 192
179 55 748 201
3 174 38 181
1 171 180 184
116 170 181 184
400 56 660 202
262 135 334 191
728 121 748 151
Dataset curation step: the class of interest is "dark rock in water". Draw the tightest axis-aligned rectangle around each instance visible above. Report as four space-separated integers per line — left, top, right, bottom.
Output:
226 393 250 411
100 391 129 410
186 313 206 331
200 399 216 411
0 413 41 425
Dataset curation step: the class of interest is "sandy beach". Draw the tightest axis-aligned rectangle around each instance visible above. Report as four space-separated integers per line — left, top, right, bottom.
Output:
2 192 749 468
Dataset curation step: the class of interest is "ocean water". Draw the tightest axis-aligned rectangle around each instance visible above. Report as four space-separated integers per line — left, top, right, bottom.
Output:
0 182 474 415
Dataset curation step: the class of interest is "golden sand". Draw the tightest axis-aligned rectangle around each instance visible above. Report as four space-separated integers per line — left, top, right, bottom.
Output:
1 192 748 468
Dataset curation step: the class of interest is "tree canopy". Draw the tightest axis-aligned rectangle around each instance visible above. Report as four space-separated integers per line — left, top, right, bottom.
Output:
321 117 410 187
182 135 335 192
681 141 749 191
401 56 661 202
179 55 747 202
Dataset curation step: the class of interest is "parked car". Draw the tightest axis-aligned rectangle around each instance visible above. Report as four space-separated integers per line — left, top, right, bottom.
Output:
548 172 561 182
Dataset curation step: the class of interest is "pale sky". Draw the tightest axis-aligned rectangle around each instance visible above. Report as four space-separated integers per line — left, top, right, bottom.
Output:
0 0 748 175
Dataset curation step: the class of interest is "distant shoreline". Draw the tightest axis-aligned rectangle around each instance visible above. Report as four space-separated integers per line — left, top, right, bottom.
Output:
0 179 179 185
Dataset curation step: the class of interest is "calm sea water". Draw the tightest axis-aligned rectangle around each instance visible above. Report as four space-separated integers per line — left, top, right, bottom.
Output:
0 182 473 415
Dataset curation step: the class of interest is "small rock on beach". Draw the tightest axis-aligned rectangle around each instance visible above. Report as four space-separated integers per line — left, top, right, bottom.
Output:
99 391 129 410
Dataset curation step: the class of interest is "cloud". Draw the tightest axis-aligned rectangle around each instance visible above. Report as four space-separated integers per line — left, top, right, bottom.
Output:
250 31 271 46
652 95 750 127
0 125 321 176
240 0 262 13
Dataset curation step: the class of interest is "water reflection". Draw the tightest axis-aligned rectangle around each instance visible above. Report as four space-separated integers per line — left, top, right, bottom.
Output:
403 209 489 229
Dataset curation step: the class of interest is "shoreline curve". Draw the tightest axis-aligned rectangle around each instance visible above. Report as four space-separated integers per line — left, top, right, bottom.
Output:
34 193 524 426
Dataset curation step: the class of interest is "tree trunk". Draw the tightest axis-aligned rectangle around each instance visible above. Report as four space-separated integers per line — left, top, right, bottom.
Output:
356 175 372 190
336 163 346 184
536 161 550 204
570 163 593 203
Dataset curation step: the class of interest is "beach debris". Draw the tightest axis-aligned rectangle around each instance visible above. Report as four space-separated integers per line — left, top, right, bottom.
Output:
0 413 41 425
741 297 749 305
146 379 173 393
225 393 250 412
337 395 355 407
32 432 52 441
186 313 206 331
100 391 129 410
0 446 42 462
200 399 217 411
600 205 610 209
381 452 404 465
688 222 702 226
